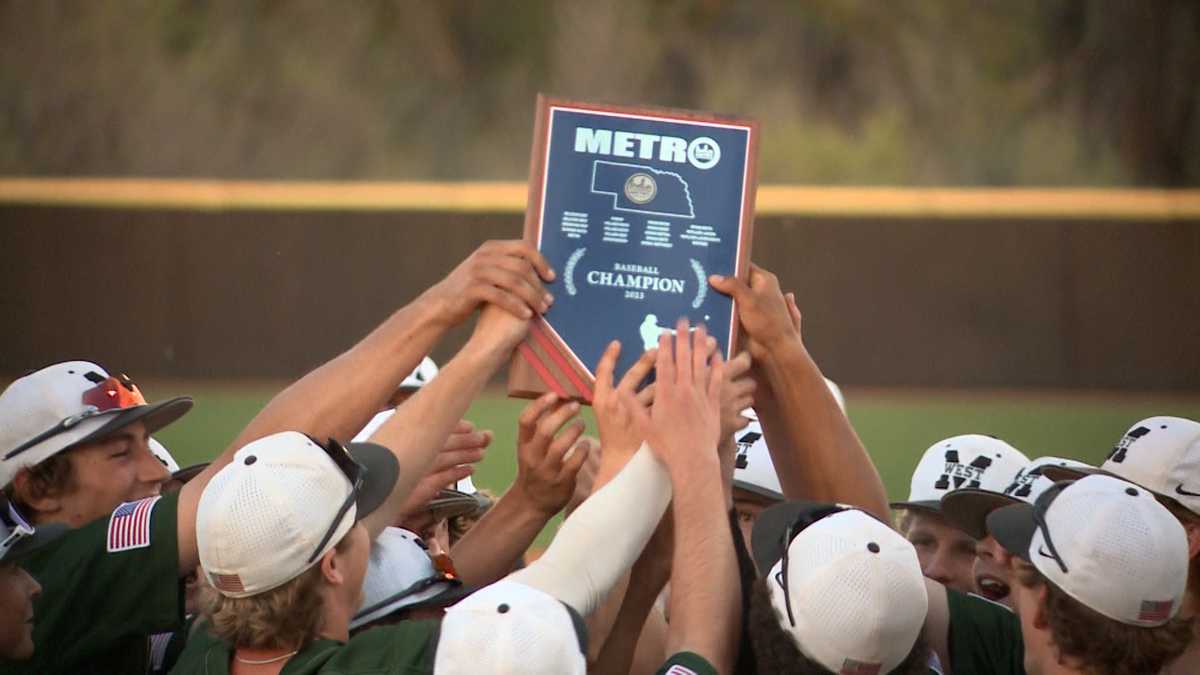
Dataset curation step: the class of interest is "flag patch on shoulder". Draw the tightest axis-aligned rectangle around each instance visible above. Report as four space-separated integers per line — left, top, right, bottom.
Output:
665 666 698 675
107 496 160 552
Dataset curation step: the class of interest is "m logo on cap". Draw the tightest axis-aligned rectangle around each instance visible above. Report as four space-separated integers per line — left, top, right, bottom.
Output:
735 431 761 469
934 450 993 490
1108 426 1152 464
1005 466 1047 499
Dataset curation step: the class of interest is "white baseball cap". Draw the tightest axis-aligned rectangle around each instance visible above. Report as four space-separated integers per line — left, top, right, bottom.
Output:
730 376 845 504
942 456 1091 539
0 362 192 488
1042 417 1200 517
197 431 399 598
752 503 928 674
732 413 783 501
433 578 588 674
350 527 470 630
148 438 180 473
401 357 439 390
988 474 1189 626
891 435 1030 514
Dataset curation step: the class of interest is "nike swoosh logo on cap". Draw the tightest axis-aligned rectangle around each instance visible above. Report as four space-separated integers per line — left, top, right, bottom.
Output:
1176 484 1200 498
1037 546 1057 561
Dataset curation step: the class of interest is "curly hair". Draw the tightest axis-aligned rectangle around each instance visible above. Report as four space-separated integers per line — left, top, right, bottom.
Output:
1014 560 1193 675
4 452 76 522
199 533 354 650
746 577 930 675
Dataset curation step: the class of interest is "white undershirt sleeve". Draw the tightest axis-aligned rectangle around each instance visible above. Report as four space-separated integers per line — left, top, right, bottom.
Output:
505 443 671 615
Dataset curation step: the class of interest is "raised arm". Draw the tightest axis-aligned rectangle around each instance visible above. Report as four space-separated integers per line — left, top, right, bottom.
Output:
623 319 739 673
711 267 889 520
175 240 553 575
359 305 531 539
450 393 589 586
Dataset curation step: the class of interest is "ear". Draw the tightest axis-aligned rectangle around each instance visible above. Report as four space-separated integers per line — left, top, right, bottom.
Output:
10 469 62 519
319 547 346 587
1032 584 1051 630
1185 522 1200 561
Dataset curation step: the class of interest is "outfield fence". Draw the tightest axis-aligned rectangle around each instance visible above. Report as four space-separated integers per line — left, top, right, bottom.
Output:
1 179 1197 389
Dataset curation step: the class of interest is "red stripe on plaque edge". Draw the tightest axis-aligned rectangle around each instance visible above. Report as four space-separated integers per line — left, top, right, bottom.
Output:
517 342 571 399
528 320 593 401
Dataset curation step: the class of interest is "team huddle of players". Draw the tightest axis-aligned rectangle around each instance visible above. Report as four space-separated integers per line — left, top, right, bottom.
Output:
0 238 1197 675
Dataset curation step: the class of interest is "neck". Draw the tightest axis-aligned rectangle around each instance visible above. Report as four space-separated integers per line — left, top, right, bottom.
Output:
1181 567 1200 619
317 591 353 643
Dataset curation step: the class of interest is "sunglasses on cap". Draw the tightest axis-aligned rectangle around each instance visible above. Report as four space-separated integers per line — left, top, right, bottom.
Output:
306 436 367 565
772 503 857 628
1031 481 1071 575
5 374 147 461
0 501 35 561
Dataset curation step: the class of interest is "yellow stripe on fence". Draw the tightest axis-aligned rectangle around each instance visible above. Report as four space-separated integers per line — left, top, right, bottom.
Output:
1 178 1199 219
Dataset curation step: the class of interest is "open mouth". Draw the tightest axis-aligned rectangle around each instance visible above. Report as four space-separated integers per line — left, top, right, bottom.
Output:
975 574 1011 602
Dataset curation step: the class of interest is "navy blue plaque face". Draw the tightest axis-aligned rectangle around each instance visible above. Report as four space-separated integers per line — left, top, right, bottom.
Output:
511 98 757 400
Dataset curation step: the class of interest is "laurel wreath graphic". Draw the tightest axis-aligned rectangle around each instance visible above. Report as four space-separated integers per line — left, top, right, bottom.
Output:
564 247 587 296
690 258 707 309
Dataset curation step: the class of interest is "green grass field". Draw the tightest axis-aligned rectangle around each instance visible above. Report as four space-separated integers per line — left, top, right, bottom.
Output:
150 381 1199 544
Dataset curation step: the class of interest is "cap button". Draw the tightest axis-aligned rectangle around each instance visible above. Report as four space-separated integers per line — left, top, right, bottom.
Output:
497 604 510 614
867 542 880 553
1125 487 1138 496
244 456 257 466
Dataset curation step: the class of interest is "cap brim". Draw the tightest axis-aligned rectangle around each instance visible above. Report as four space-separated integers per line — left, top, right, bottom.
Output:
985 502 1037 562
347 443 399 522
732 480 784 502
1039 465 1098 482
940 490 1019 540
404 580 476 612
889 499 943 514
5 521 69 562
750 500 829 574
172 462 208 485
74 397 194 448
425 488 484 520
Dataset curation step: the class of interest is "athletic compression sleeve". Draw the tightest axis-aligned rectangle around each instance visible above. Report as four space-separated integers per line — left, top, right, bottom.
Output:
507 443 671 615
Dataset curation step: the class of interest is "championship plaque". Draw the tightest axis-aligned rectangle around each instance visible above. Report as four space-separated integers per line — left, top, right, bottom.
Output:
508 95 759 401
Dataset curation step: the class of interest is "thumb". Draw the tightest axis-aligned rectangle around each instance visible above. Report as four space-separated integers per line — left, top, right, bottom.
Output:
709 273 749 300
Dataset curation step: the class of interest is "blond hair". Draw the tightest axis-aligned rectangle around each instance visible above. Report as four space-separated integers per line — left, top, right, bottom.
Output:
200 534 352 649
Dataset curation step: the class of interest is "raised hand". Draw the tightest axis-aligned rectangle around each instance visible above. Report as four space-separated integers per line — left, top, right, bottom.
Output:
592 341 659 461
396 419 491 518
720 350 755 439
564 436 602 516
423 239 556 325
622 319 725 470
509 393 589 517
709 265 800 360
469 302 534 355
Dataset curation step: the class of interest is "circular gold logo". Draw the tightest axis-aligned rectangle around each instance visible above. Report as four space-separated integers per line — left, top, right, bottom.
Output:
624 173 657 204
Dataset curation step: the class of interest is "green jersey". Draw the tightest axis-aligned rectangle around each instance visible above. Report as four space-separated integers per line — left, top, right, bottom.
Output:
0 494 184 675
169 620 440 674
946 590 1026 675
657 651 720 675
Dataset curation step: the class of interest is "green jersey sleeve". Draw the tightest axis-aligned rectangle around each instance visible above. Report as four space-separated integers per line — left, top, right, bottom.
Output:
1 493 184 675
946 590 1026 675
656 651 721 675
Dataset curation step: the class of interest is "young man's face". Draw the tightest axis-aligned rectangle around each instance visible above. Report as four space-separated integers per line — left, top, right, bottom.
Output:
42 421 169 527
733 490 776 555
973 534 1015 606
0 562 41 660
1011 570 1051 675
902 510 977 594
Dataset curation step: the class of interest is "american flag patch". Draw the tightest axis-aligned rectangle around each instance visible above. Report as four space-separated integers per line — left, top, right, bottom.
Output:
106 496 160 553
1138 599 1174 623
213 573 246 594
840 660 882 675
664 666 698 675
